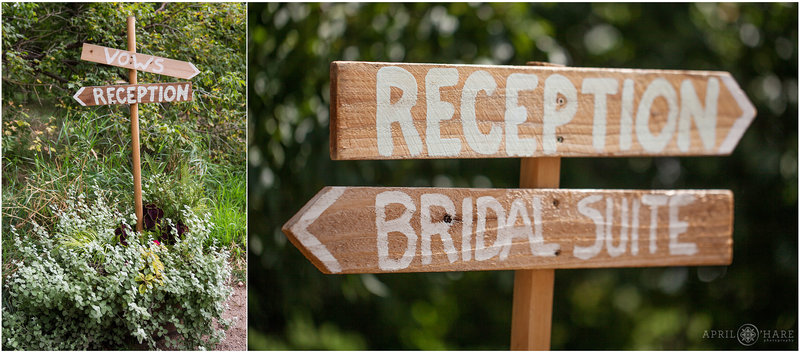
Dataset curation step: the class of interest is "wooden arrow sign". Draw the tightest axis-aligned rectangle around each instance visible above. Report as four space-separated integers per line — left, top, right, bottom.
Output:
81 43 200 79
73 82 192 106
330 61 757 160
283 187 733 274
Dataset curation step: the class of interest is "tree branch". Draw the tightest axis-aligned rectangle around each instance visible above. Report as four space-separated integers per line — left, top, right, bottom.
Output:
155 2 168 14
36 69 69 83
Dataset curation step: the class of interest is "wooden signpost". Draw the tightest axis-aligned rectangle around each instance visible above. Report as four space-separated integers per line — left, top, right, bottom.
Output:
284 187 733 274
73 82 192 106
81 43 201 80
73 17 198 231
286 60 756 350
330 61 755 160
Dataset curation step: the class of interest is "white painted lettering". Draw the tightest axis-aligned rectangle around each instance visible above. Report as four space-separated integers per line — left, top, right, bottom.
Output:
164 85 176 102
529 196 560 256
153 58 165 73
375 191 418 271
678 78 719 151
376 66 422 157
668 194 698 255
619 79 635 150
116 87 126 104
137 86 148 102
176 84 190 102
475 196 509 261
103 47 121 65
118 53 130 66
425 68 461 156
543 74 577 154
641 194 668 254
92 88 106 105
92 88 107 105
504 73 538 156
420 193 459 264
462 70 502 155
605 197 628 257
630 198 641 255
636 78 678 152
501 198 531 259
132 55 154 71
582 78 618 151
575 195 604 259
106 87 116 104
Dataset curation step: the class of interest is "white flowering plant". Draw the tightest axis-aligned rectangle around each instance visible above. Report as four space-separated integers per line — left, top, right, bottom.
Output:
2 188 232 350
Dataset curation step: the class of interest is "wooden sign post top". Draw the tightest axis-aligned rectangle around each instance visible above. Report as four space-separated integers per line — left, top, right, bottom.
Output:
285 59 754 351
75 18 200 231
283 186 733 274
330 61 756 160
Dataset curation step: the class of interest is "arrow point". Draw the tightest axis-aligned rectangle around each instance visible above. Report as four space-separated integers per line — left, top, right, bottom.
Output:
73 87 86 106
286 187 345 273
188 63 200 79
718 75 757 154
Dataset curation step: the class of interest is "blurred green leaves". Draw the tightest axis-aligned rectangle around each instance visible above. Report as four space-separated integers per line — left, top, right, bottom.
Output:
248 3 796 350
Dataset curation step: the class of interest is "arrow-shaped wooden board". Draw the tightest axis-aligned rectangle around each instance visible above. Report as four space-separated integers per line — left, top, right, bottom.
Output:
330 61 757 160
73 82 192 106
283 187 733 274
81 43 200 79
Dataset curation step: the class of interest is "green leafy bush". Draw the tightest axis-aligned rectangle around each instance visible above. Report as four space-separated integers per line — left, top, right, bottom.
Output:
2 189 232 350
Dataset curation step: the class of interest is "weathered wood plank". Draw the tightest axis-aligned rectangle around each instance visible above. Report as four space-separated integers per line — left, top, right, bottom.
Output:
81 43 200 79
73 82 192 106
283 187 733 274
330 61 756 159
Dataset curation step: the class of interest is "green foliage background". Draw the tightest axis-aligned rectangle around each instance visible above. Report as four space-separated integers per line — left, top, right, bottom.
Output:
248 3 798 350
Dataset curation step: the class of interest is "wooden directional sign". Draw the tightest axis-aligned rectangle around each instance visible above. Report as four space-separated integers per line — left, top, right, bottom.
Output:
81 43 200 79
73 82 192 106
283 187 733 274
330 61 757 160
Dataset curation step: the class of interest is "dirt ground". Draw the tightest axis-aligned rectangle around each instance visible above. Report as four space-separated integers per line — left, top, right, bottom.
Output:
214 283 247 351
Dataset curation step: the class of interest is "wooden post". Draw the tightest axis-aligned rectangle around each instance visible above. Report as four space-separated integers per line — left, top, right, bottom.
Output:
510 157 559 350
510 61 563 351
127 16 143 232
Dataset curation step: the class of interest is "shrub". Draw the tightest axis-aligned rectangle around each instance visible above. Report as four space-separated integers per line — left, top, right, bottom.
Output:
2 189 232 350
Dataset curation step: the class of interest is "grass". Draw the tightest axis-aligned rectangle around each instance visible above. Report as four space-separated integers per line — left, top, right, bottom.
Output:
207 166 246 251
2 100 246 279
207 165 247 282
